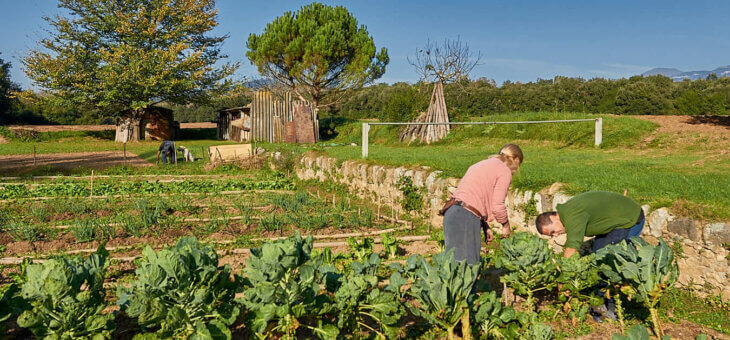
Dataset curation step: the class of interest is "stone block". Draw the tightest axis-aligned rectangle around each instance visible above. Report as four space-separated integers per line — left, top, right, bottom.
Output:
667 218 701 242
703 223 730 245
551 193 571 210
647 207 671 238
534 193 544 214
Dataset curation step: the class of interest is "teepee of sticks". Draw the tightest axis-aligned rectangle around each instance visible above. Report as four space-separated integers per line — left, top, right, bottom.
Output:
399 81 450 144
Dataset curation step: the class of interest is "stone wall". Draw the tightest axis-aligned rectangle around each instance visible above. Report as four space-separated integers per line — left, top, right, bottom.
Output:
296 153 730 300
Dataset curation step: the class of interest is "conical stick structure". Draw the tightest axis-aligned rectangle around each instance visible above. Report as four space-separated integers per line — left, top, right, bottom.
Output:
399 81 450 144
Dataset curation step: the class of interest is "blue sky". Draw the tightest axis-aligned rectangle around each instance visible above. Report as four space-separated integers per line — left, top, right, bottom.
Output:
1 0 729 89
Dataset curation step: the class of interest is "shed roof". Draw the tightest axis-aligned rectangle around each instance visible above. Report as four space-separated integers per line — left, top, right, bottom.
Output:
219 105 251 114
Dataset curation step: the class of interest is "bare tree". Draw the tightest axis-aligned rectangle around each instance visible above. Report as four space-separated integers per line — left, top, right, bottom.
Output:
400 37 481 144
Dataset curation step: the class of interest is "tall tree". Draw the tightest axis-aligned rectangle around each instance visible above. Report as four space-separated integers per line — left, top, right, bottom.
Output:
0 53 20 123
246 2 389 108
23 0 236 139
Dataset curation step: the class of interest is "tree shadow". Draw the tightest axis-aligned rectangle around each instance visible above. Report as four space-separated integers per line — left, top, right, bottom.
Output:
686 115 730 128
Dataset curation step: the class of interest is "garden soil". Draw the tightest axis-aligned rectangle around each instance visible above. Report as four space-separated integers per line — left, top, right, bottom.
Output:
0 151 151 174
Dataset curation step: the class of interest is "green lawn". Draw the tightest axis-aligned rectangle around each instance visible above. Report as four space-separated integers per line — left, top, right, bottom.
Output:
317 113 729 221
1 114 728 220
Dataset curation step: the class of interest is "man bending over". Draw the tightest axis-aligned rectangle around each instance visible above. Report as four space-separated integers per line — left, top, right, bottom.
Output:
535 191 645 258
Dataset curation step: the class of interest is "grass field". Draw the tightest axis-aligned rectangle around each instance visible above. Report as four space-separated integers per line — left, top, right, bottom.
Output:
1 113 728 220
320 113 730 221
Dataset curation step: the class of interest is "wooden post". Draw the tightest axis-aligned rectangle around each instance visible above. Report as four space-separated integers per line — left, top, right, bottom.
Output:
361 123 369 158
595 118 603 146
33 145 37 166
201 146 206 163
90 170 94 197
123 143 127 167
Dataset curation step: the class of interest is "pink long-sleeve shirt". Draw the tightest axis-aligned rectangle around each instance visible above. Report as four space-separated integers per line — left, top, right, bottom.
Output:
452 157 512 224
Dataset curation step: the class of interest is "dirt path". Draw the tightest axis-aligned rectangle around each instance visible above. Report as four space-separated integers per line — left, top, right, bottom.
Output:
635 115 729 134
633 115 730 150
5 122 215 132
0 151 151 174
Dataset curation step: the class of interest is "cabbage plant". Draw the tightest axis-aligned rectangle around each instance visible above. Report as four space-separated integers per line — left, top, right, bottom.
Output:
330 253 405 339
495 233 557 312
470 291 519 340
596 238 678 338
18 247 114 339
240 232 337 339
556 254 603 323
408 250 480 340
117 237 240 339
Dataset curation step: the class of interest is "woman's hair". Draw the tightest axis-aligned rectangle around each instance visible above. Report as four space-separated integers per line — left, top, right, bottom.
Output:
490 143 523 173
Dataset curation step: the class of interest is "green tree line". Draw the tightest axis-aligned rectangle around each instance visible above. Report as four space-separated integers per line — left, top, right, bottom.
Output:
324 74 730 121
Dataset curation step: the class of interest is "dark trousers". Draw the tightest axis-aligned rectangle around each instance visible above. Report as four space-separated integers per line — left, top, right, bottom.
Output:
443 205 482 265
591 212 645 253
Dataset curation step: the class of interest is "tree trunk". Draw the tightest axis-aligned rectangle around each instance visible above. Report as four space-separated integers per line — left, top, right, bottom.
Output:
115 108 144 143
115 117 141 143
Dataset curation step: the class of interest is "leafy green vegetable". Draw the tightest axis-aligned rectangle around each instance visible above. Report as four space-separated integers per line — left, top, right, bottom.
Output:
117 237 239 340
596 238 678 338
348 237 374 261
471 290 519 340
381 233 400 259
611 324 650 340
523 321 553 340
431 230 445 252
0 177 294 200
330 253 405 338
408 250 480 340
556 254 604 323
240 232 337 340
495 232 557 312
18 246 114 339
0 283 27 336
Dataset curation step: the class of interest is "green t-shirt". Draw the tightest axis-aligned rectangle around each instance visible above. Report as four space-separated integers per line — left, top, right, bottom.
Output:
556 191 641 250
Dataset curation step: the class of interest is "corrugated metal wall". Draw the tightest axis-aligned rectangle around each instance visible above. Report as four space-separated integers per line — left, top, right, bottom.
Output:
250 91 318 142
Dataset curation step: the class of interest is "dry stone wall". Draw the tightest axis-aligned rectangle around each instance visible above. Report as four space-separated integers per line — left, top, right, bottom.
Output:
296 154 730 300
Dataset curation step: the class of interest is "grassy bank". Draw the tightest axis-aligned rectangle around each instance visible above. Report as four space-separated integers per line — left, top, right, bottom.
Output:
318 113 729 221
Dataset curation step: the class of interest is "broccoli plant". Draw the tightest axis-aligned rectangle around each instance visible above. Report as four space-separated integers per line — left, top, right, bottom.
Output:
381 233 400 259
470 291 519 340
408 250 480 340
555 254 603 323
348 237 374 261
17 246 115 339
240 232 337 339
117 237 240 339
596 238 679 338
495 232 557 312
330 253 405 339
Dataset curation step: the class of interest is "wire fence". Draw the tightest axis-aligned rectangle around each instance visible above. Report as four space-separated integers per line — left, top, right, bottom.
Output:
361 118 602 158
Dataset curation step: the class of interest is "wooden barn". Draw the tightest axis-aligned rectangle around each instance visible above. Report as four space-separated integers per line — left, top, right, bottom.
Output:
217 91 319 143
115 105 180 143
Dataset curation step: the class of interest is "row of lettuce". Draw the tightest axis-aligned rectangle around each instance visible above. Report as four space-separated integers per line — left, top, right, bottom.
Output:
0 232 681 339
0 175 294 199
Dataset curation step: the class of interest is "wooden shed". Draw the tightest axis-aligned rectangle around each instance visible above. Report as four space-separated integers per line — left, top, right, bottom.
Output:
217 91 319 143
217 106 251 141
115 106 179 142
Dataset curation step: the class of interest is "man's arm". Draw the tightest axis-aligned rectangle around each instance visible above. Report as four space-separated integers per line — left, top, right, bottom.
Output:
563 247 578 258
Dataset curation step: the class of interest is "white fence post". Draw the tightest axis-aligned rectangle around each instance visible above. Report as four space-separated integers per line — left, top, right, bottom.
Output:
362 123 370 158
595 118 603 146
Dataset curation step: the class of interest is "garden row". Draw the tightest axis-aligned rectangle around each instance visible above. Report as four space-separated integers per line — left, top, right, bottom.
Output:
0 175 294 200
0 231 694 340
0 190 405 258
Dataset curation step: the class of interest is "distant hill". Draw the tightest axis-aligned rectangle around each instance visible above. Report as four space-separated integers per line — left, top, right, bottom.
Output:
642 66 730 81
